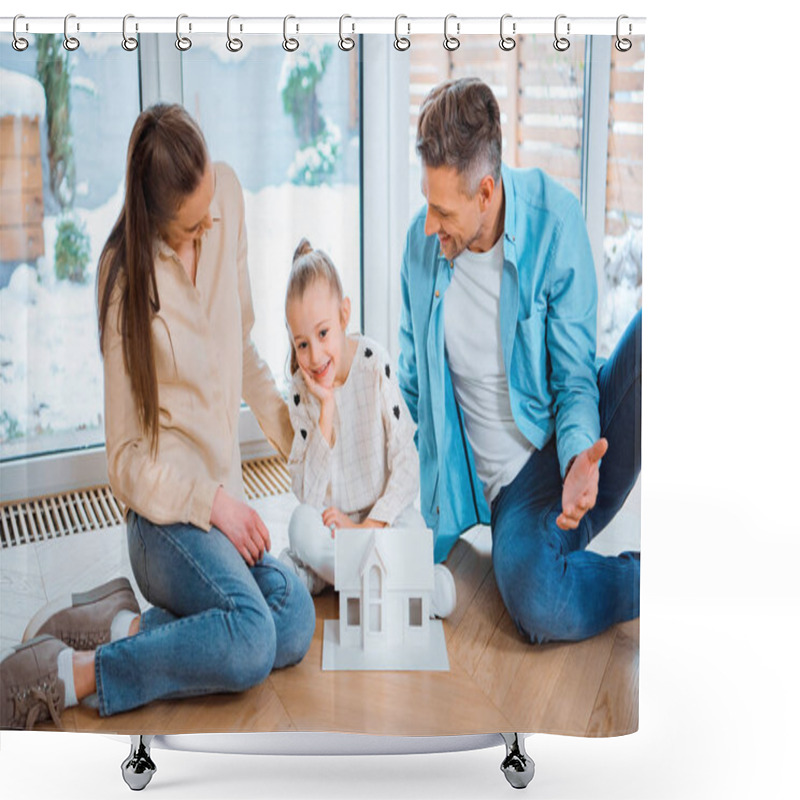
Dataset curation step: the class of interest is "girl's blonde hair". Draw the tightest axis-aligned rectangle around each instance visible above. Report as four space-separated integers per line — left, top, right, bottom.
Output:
285 238 344 376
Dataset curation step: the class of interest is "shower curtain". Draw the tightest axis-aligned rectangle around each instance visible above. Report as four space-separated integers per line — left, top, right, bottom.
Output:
0 21 643 740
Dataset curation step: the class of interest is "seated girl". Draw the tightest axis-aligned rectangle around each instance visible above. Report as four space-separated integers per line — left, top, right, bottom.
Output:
279 239 456 618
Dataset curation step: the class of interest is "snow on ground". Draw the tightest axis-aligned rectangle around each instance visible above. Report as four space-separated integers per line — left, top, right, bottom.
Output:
599 224 643 358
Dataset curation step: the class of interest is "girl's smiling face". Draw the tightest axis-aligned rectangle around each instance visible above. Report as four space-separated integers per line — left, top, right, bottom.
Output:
286 279 352 388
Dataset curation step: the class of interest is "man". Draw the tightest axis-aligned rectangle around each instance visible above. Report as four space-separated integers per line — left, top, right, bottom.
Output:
398 77 640 643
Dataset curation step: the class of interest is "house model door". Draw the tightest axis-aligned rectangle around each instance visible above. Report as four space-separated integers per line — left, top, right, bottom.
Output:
363 563 385 648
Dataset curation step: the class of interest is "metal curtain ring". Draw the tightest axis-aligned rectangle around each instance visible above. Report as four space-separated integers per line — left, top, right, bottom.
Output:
394 15 410 51
63 14 80 51
338 14 355 51
175 14 192 51
499 14 516 51
443 14 460 51
553 14 570 52
122 14 138 52
12 14 29 51
226 15 243 52
615 15 632 52
283 15 299 52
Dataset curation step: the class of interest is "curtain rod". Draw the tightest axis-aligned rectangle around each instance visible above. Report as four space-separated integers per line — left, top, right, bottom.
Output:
1 15 646 38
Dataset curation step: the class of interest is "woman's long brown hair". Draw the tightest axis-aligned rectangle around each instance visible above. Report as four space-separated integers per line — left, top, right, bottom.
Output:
97 104 208 454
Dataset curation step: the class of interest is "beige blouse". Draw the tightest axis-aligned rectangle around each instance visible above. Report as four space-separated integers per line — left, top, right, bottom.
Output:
102 162 291 531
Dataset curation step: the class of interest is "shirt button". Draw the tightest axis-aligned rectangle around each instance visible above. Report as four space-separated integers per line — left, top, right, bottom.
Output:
435 290 440 298
436 506 440 514
449 261 454 269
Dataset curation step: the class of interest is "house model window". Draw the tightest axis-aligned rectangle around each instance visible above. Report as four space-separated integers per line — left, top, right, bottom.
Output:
347 597 360 627
409 597 423 627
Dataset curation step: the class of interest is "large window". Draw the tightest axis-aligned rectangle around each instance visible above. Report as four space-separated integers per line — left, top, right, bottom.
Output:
0 34 140 461
0 32 361 473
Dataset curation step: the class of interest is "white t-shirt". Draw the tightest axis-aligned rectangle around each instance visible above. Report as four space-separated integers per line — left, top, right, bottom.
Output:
443 237 535 504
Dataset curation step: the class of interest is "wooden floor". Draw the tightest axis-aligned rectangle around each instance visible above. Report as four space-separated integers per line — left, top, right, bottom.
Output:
1 488 639 738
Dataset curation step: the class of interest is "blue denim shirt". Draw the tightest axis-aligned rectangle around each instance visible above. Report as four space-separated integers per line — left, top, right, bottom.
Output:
398 164 600 562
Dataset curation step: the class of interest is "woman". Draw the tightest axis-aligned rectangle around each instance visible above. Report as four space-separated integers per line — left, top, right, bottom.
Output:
1 105 315 729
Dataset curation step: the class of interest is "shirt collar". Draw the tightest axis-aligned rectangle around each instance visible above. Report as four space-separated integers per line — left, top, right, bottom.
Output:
501 163 516 245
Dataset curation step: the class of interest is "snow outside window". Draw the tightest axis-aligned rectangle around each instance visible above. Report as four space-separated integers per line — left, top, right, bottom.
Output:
1 35 140 461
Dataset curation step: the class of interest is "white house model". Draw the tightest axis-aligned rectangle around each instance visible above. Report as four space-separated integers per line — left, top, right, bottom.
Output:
321 527 450 671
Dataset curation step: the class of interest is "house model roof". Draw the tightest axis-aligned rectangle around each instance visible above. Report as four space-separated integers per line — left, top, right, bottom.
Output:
334 528 434 593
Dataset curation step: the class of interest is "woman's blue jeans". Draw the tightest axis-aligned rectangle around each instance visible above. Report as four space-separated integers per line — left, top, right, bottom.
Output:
491 310 641 643
93 514 316 717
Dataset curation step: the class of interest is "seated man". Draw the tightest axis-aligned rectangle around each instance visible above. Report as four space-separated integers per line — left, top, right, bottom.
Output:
398 77 641 643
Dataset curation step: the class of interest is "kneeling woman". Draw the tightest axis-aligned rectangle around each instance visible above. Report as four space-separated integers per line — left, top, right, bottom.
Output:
2 105 315 728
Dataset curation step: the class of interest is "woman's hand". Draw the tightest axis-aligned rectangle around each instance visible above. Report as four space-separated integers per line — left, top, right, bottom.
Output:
210 487 271 566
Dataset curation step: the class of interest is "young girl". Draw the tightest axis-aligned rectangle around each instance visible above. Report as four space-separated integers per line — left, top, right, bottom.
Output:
279 239 456 618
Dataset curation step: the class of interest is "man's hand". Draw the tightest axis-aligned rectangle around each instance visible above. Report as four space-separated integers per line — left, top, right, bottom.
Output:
557 438 608 530
210 487 271 565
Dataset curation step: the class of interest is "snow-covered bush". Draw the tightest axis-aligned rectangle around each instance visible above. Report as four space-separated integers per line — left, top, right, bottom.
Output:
54 215 91 283
279 41 341 186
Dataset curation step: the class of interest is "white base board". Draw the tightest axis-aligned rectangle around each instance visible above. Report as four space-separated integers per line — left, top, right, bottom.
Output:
321 619 450 671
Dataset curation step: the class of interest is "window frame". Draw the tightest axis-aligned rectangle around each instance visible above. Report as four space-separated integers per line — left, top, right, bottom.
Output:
1 34 615 503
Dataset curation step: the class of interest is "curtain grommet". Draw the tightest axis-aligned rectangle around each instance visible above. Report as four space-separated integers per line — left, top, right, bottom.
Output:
338 14 355 51
615 15 633 52
444 14 460 52
175 14 192 51
226 15 243 53
553 14 570 52
122 14 138 52
394 15 411 51
283 15 299 52
12 14 29 51
499 14 516 51
63 13 80 51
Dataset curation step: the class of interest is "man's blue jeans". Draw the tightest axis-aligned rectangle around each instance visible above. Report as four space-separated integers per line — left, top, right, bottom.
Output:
491 310 641 643
93 513 316 717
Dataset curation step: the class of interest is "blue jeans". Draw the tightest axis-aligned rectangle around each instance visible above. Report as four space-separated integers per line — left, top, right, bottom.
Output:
93 513 316 717
491 310 641 643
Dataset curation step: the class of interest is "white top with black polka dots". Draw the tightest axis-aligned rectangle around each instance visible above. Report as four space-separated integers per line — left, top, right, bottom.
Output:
287 334 419 525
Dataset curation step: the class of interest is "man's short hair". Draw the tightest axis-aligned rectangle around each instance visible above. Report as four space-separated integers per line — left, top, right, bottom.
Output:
416 77 502 195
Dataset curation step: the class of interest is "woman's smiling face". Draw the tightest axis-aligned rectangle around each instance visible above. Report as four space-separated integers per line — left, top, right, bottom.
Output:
286 279 351 388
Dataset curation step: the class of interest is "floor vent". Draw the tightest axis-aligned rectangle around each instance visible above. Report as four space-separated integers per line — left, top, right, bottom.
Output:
1 456 290 549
